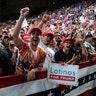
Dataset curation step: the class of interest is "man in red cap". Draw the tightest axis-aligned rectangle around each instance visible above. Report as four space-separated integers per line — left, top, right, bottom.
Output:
38 31 55 70
39 32 54 50
13 7 46 81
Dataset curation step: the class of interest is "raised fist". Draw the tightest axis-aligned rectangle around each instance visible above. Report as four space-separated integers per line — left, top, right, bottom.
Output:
20 7 30 18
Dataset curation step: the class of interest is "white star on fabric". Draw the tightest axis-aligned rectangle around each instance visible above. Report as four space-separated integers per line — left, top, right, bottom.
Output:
48 91 53 96
83 78 85 83
70 86 72 90
61 90 65 95
94 74 96 78
89 76 91 80
78 82 79 85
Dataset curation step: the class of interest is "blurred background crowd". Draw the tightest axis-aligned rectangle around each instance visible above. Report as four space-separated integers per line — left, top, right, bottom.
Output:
0 0 96 77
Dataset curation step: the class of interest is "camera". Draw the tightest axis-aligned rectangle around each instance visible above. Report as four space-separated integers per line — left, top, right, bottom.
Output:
74 49 81 56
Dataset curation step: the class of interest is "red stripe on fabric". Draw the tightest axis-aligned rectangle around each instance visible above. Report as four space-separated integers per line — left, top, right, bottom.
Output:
79 59 96 69
0 71 47 88
0 74 24 88
35 70 47 80
0 59 96 88
79 87 96 96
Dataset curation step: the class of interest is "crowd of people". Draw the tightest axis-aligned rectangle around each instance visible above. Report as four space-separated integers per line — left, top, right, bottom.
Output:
0 0 96 83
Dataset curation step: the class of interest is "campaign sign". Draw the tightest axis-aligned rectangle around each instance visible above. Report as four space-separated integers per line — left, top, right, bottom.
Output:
48 63 79 86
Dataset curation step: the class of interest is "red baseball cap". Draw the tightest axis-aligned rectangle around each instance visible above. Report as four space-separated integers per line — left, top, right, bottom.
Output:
42 32 54 38
2 31 8 35
62 37 75 44
29 26 42 35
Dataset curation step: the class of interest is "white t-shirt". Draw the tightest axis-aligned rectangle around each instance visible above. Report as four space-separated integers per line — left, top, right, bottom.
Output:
43 47 55 70
80 16 86 23
38 41 55 70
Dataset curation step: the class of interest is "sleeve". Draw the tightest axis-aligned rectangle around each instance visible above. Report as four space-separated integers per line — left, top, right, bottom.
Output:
40 48 46 63
38 48 46 67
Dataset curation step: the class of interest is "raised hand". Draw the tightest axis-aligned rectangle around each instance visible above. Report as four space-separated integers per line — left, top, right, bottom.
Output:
42 14 49 23
77 38 85 45
27 69 36 81
20 7 30 18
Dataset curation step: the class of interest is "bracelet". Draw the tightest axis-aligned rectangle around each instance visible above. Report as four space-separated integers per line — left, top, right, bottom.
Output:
19 16 24 22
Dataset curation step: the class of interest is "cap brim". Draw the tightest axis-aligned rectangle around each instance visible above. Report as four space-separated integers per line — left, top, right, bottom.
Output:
47 33 54 38
42 32 54 38
63 38 75 43
30 26 42 35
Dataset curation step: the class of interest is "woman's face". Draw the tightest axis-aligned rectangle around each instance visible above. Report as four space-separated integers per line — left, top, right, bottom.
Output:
9 40 15 51
9 40 15 48
63 41 72 51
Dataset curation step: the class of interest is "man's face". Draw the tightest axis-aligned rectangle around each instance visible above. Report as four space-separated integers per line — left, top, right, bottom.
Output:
87 37 94 43
42 35 53 45
30 30 40 46
54 35 61 42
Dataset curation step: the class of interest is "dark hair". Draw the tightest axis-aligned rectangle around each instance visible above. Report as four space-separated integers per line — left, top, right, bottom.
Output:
3 35 9 39
9 36 13 40
20 28 25 32
2 35 9 45
0 49 13 76
85 34 93 38
93 37 96 41
57 40 61 46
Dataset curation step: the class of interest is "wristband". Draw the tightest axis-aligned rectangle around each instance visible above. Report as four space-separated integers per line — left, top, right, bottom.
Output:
19 16 24 22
